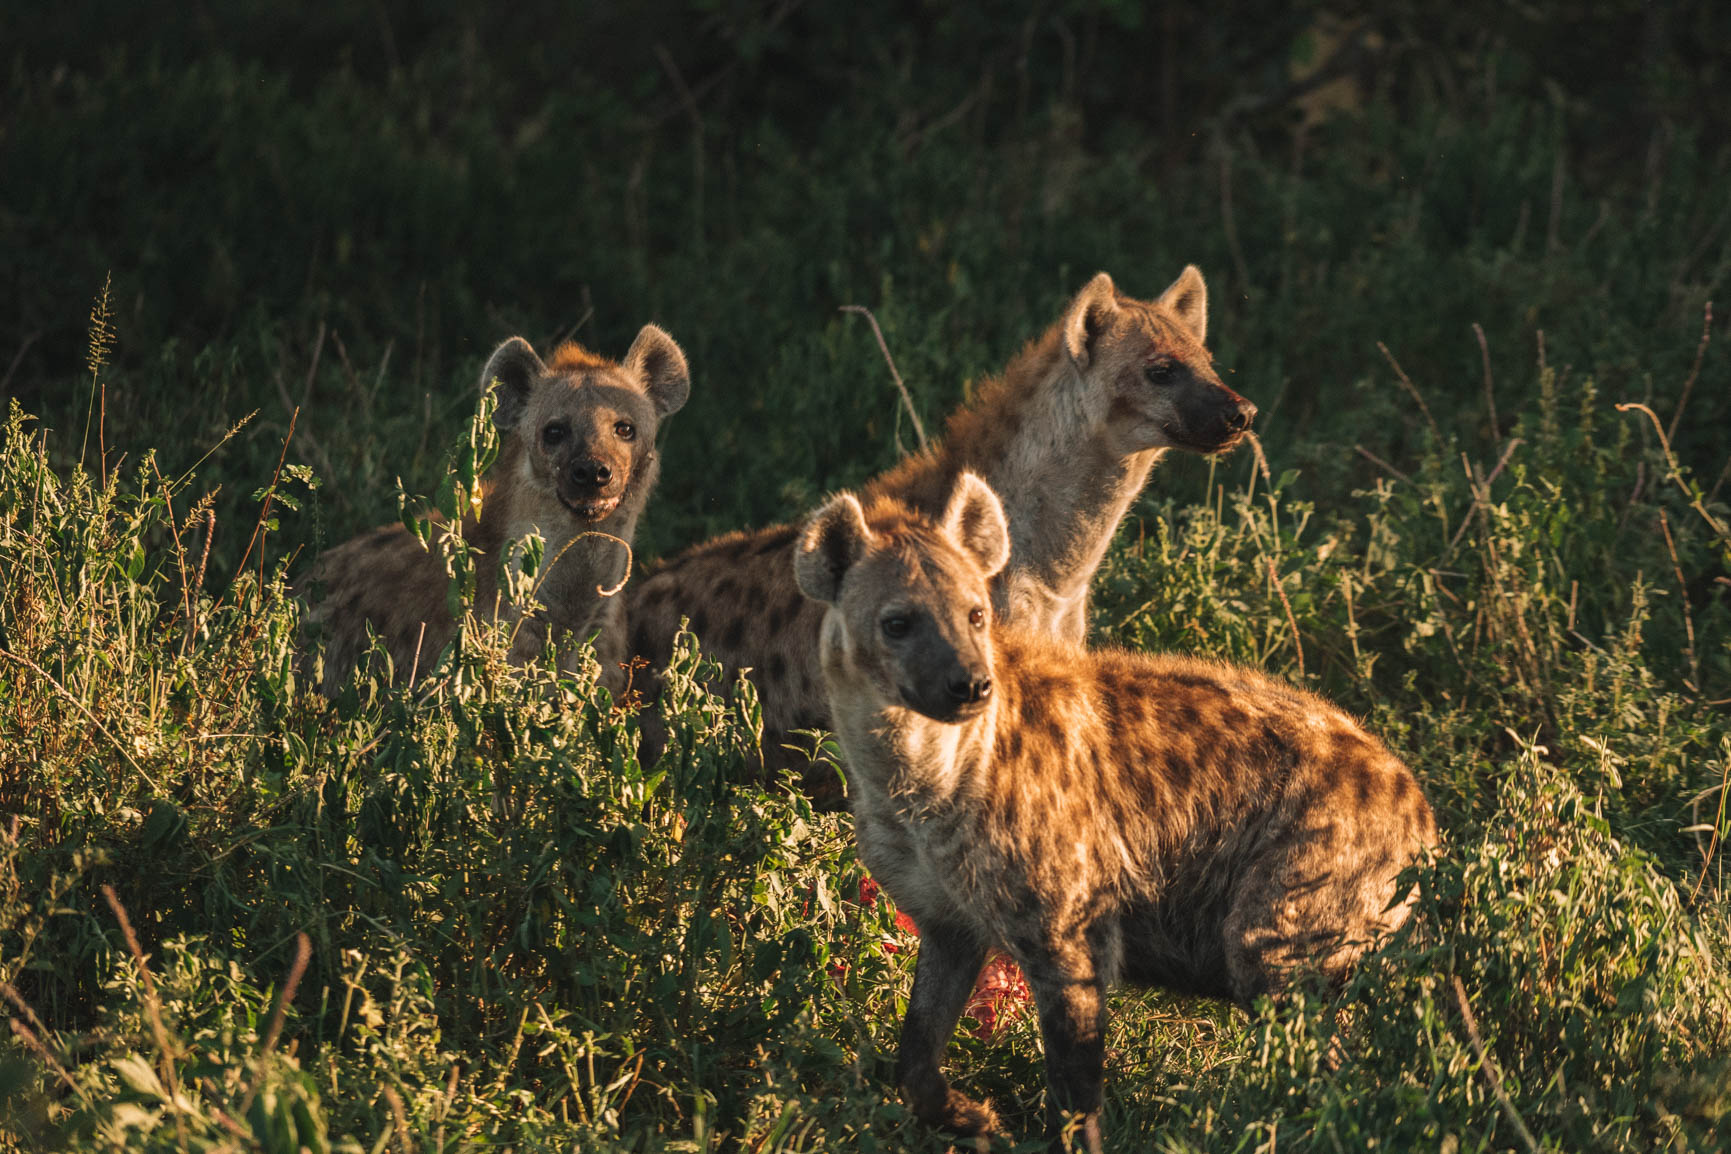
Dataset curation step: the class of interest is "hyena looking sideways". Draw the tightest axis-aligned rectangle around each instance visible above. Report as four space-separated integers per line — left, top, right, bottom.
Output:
794 474 1437 1152
630 267 1255 790
302 326 690 697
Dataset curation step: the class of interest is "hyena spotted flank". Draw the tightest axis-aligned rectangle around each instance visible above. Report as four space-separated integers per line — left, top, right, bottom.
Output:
630 267 1255 795
302 326 690 696
793 473 1437 1152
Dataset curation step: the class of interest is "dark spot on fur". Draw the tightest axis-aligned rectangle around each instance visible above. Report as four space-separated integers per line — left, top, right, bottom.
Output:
767 653 788 683
1161 750 1193 795
1353 766 1375 808
690 609 710 637
721 616 747 653
713 576 741 601
765 601 790 634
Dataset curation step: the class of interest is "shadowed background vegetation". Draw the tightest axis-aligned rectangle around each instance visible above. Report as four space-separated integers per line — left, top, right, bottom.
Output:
2 1 1729 1150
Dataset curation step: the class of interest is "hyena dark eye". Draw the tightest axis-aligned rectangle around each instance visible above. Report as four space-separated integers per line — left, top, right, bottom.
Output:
1144 360 1178 385
969 607 985 629
614 420 637 441
542 421 569 446
881 615 911 640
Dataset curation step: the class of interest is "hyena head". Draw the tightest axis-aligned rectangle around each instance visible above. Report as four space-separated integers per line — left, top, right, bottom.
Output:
480 325 690 524
796 473 1011 723
1063 266 1256 455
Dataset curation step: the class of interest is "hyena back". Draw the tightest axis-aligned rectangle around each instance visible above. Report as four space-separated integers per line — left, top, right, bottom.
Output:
302 326 690 696
630 267 1255 795
793 474 1437 1152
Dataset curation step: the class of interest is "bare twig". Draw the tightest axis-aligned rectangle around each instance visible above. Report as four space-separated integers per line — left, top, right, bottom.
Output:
1472 322 1499 441
1615 403 1731 542
0 648 160 791
1451 976 1539 1154
1376 342 1441 442
1657 510 1701 691
238 933 312 1117
9 1018 80 1094
102 885 187 1138
1354 444 1411 484
232 407 299 588
1689 762 1729 902
1267 558 1305 677
1 331 41 396
1444 439 1525 558
839 305 928 452
1665 300 1714 444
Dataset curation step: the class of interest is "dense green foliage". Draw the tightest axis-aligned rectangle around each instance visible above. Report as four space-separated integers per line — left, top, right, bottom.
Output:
2 2 1729 1149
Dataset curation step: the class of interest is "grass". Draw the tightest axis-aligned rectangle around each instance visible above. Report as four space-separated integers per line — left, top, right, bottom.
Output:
2 4 1730 1150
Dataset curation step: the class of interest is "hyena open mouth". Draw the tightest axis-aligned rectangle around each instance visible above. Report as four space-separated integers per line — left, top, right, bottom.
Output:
564 495 623 521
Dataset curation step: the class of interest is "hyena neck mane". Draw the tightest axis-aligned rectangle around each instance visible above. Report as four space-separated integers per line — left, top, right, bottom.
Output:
865 324 1159 616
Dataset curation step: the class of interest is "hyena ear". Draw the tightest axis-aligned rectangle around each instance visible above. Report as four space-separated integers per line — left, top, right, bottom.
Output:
1062 272 1121 370
1155 264 1208 345
941 471 1011 579
623 324 691 417
795 493 873 606
480 337 546 433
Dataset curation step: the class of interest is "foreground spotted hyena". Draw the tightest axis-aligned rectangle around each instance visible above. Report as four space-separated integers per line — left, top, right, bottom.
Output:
302 326 690 696
793 473 1437 1152
631 268 1255 793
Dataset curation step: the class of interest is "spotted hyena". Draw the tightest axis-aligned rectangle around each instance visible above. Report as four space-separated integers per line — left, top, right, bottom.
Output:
631 268 1255 795
302 326 690 696
793 473 1437 1152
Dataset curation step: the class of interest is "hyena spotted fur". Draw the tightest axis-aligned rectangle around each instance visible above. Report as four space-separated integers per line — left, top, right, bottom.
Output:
630 267 1255 794
793 473 1437 1152
302 326 690 697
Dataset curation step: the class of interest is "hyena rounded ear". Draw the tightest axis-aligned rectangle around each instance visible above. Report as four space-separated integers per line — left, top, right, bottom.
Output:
1155 264 1208 345
795 493 872 606
941 471 1011 579
480 337 546 433
623 324 691 417
1061 272 1122 370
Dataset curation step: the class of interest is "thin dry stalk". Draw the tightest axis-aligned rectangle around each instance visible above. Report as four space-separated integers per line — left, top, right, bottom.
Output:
1665 300 1714 444
186 509 215 654
839 305 928 452
1615 403 1731 542
1354 443 1411 484
1451 975 1539 1154
1376 342 1441 442
1690 762 1729 902
0 648 161 791
238 932 312 1117
384 1083 413 1153
9 1018 80 1094
102 884 187 1136
1267 558 1305 677
1472 322 1499 440
1657 510 1701 691
232 407 299 588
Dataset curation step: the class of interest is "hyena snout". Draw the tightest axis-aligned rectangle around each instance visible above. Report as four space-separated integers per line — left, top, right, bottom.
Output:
945 670 992 705
558 446 632 520
902 645 994 723
1178 383 1257 450
569 457 618 491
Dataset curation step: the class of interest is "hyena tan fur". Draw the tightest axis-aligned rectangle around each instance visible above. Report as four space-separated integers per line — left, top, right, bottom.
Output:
793 473 1438 1153
302 326 690 696
630 267 1255 795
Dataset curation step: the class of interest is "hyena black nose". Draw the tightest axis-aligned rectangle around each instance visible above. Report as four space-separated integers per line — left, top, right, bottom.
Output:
573 460 612 488
1226 400 1257 432
946 674 993 704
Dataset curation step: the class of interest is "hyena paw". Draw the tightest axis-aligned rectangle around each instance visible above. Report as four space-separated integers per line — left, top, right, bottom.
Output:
933 1088 1001 1139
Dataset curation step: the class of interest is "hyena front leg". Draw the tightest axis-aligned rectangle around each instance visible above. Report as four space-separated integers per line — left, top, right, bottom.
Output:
1018 941 1109 1154
896 920 997 1138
